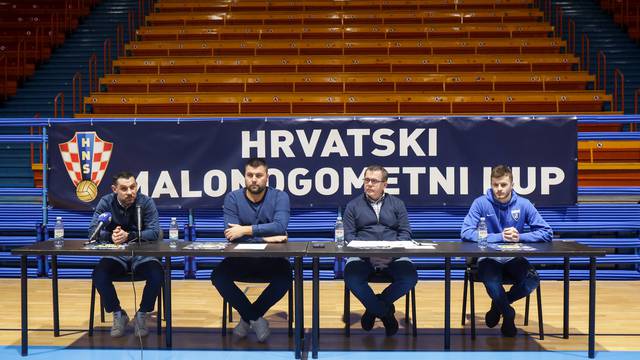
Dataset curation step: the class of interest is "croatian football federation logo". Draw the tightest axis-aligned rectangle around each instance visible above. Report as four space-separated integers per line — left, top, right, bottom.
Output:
59 132 113 202
511 209 521 222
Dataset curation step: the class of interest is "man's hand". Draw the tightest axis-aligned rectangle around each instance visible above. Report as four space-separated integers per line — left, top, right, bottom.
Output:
502 227 520 242
224 223 251 241
112 226 129 245
263 235 288 243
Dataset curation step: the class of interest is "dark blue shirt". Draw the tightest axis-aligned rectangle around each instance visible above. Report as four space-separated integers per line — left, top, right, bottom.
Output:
343 193 412 241
88 192 160 243
223 187 290 242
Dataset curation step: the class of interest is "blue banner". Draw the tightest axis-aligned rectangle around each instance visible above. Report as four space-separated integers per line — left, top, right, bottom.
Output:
48 117 577 209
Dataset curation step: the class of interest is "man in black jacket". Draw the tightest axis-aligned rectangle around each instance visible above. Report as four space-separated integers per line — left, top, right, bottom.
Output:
88 171 163 338
343 165 417 336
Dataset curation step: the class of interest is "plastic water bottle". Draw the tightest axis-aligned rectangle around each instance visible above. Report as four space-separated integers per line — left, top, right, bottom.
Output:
54 217 64 248
334 214 345 249
169 217 179 248
477 217 488 249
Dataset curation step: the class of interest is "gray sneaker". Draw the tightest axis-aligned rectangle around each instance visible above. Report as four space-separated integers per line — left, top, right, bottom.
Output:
250 317 271 342
133 311 150 337
233 319 250 338
110 310 129 338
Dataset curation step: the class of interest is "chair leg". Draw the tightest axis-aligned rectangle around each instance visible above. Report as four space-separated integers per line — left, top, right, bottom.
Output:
156 284 162 335
470 279 476 340
100 295 105 323
524 295 530 326
221 299 228 337
288 283 294 338
411 287 417 337
89 279 96 336
536 285 544 340
404 292 410 324
344 285 350 337
461 270 468 326
228 302 233 323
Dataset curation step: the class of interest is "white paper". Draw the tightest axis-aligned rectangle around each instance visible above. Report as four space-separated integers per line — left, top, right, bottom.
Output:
347 240 435 250
234 243 267 250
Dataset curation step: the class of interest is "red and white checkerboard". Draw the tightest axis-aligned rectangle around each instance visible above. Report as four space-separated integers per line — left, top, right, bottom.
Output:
58 132 113 187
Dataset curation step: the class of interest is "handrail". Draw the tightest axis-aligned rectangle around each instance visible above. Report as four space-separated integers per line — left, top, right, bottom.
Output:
0 55 6 101
581 33 590 72
138 0 144 26
128 10 135 44
53 92 65 118
88 53 97 92
72 72 82 114
597 50 607 91
613 68 625 112
555 5 563 39
17 39 25 83
116 24 124 58
30 114 42 165
103 38 112 75
568 18 575 54
635 88 639 115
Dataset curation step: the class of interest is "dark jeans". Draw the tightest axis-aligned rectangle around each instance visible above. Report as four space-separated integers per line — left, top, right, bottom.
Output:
92 258 164 313
343 259 418 317
478 257 540 315
211 257 292 322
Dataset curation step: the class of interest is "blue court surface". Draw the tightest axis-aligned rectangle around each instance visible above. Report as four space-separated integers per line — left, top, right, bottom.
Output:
1 347 639 360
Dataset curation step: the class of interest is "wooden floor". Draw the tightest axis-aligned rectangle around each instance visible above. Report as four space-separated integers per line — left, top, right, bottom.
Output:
1 279 639 353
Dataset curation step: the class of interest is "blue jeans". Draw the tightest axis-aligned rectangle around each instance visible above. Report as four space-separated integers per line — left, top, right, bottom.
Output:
477 257 540 315
92 257 164 313
343 258 418 317
211 257 292 322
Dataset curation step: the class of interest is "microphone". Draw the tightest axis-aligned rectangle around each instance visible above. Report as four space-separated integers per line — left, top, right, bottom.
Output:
136 205 142 243
87 212 112 244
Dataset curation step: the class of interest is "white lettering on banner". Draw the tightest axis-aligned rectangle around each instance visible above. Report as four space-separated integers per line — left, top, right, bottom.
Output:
270 130 295 158
346 128 371 157
429 167 455 195
241 130 266 158
320 129 349 157
152 171 179 198
296 129 322 157
240 128 437 159
138 166 564 199
371 129 395 157
343 167 366 195
288 168 311 196
181 170 202 198
203 170 226 197
513 167 537 195
541 167 565 195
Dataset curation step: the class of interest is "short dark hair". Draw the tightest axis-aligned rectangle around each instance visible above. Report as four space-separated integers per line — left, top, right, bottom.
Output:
365 165 388 182
245 157 267 171
112 171 136 185
490 165 513 181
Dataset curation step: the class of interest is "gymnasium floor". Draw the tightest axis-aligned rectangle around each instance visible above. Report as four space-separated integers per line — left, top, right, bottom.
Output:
1 279 639 359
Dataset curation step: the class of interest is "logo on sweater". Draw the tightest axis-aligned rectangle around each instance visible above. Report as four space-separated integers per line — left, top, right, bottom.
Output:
511 209 521 221
59 132 113 203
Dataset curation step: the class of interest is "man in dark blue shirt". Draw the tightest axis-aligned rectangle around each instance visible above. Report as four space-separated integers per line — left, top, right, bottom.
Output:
88 171 163 338
211 158 290 342
343 165 417 336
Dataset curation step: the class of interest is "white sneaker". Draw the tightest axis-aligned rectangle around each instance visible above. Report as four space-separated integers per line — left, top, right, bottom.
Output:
250 317 271 342
233 319 250 338
110 310 129 338
133 311 149 337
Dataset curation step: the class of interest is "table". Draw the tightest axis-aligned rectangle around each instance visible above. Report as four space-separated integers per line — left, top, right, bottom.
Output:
12 240 308 358
306 240 606 359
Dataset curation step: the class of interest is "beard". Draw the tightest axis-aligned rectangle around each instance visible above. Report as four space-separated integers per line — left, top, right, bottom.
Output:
247 184 266 195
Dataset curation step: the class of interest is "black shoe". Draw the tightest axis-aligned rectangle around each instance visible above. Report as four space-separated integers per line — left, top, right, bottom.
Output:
485 301 501 328
380 304 398 337
500 306 517 337
360 310 375 331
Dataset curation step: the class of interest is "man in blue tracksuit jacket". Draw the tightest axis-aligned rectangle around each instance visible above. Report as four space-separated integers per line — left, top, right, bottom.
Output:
343 165 417 337
211 158 290 342
461 165 552 337
89 171 162 339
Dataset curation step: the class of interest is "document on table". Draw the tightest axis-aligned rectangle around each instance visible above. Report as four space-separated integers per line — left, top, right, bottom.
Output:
489 243 537 251
234 243 267 250
347 240 435 250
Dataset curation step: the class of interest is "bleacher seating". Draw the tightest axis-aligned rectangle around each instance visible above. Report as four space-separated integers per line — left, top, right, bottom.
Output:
78 0 614 116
